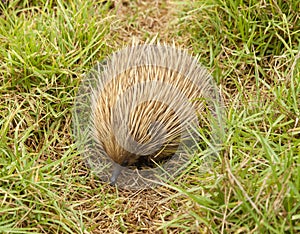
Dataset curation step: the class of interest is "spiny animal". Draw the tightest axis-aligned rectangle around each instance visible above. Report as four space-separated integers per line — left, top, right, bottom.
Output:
90 43 213 185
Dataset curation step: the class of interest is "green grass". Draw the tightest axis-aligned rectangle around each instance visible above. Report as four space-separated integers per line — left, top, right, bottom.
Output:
0 0 116 233
0 0 300 233
167 0 300 233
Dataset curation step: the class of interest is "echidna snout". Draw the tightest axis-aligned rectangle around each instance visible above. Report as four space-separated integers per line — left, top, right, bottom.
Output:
109 153 136 186
110 163 123 186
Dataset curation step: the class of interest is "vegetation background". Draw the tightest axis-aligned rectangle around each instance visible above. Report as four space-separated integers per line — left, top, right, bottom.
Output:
0 0 299 233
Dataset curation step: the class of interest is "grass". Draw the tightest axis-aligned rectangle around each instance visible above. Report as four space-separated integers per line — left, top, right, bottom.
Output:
0 0 299 233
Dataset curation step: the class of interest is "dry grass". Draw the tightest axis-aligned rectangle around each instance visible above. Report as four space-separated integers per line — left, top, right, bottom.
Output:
0 0 299 233
108 0 185 47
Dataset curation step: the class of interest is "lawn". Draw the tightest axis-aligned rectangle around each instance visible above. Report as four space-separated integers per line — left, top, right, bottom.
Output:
0 0 299 233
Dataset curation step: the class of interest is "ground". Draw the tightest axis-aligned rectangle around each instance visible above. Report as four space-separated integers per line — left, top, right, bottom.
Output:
0 0 299 233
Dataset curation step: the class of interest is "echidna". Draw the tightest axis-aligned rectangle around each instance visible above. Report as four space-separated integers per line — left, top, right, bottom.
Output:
73 43 223 188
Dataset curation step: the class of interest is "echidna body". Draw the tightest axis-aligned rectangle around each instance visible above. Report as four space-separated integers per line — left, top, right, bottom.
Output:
90 43 213 185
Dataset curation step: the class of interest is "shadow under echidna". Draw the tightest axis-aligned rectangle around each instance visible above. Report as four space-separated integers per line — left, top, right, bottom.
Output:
73 42 224 189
